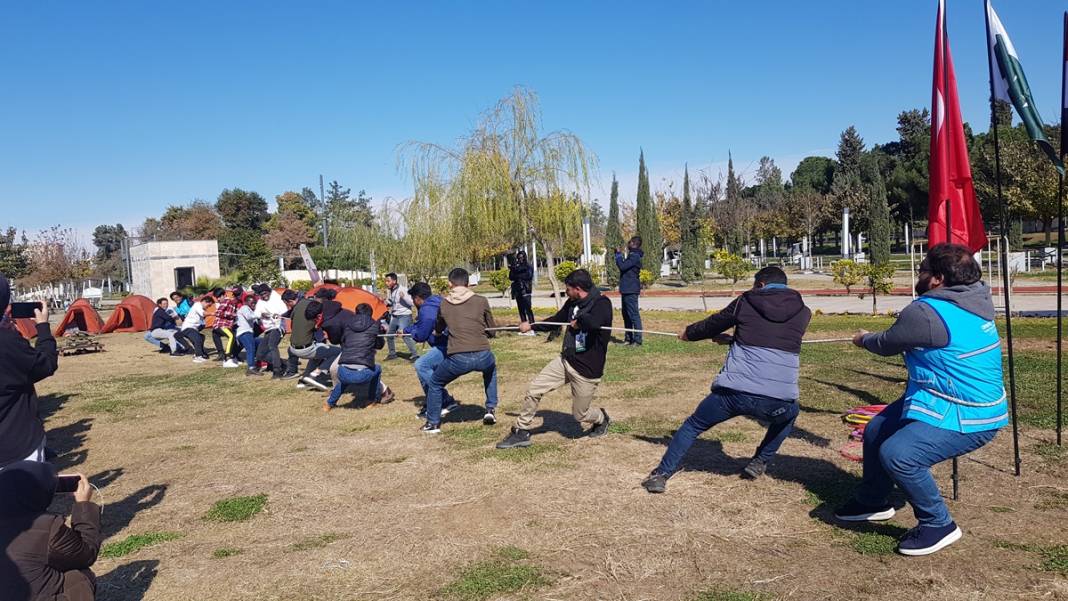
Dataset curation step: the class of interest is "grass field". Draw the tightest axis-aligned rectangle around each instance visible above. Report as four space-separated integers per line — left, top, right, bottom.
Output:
37 310 1068 601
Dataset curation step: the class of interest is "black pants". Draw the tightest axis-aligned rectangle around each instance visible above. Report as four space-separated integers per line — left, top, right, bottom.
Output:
255 329 284 375
515 293 535 324
174 328 207 358
621 293 642 344
211 327 238 360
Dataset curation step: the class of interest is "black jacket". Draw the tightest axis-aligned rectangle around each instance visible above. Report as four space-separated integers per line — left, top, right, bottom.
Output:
149 308 177 331
338 313 384 368
508 263 533 299
533 288 613 379
615 249 644 295
0 323 58 468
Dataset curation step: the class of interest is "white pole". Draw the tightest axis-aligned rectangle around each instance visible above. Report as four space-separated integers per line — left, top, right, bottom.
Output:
582 218 592 265
842 207 851 257
907 223 916 300
530 239 538 284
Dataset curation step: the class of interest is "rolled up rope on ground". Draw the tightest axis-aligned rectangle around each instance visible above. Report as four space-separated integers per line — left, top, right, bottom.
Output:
838 404 888 462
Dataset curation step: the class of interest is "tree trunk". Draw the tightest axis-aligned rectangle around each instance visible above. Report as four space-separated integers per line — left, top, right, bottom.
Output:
540 244 563 309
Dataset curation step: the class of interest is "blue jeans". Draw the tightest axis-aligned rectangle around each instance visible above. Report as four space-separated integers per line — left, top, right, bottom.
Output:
414 346 455 406
143 332 162 348
237 332 258 368
426 350 498 424
656 387 800 476
621 293 642 344
854 399 998 527
387 314 418 357
325 365 383 407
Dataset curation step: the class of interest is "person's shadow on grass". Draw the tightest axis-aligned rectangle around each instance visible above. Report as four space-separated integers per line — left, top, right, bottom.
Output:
631 434 907 534
498 409 588 439
97 559 159 601
46 417 93 471
102 485 168 538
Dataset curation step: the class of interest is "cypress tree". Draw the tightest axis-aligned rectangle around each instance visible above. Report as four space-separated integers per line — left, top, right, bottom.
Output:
868 173 891 265
634 150 662 277
679 166 702 281
604 175 623 286
725 152 743 252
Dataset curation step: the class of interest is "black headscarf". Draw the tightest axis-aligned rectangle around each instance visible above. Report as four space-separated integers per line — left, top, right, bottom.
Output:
0 461 57 516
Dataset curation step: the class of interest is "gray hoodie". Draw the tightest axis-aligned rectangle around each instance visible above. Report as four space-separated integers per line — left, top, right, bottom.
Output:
862 282 996 356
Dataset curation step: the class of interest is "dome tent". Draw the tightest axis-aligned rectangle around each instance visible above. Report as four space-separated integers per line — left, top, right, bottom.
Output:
53 299 105 337
101 295 157 333
308 284 388 320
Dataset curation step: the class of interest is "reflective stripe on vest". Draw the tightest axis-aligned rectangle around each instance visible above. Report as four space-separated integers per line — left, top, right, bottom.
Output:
902 297 1008 433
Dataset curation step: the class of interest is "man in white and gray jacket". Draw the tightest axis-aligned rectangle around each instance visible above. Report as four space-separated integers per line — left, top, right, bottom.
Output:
383 272 419 361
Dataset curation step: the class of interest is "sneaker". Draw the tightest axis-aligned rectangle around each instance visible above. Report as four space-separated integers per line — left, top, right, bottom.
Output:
296 381 307 389
246 368 264 377
271 372 284 380
496 427 532 449
741 458 767 480
897 522 962 556
302 374 331 391
409 355 420 362
586 410 611 438
157 346 170 354
416 406 428 419
420 421 441 434
223 359 241 368
440 400 460 416
641 471 668 493
281 371 301 380
833 499 896 522
384 354 399 361
379 387 395 404
483 410 497 426
192 356 208 364
518 331 536 337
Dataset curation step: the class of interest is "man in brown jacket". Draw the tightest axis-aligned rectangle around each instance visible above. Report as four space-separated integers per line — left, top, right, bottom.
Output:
1 461 102 601
422 268 498 433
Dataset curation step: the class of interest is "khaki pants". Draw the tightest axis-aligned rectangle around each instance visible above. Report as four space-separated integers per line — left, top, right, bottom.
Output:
517 356 603 430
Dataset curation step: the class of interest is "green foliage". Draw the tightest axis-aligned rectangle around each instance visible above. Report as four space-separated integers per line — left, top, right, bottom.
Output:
831 259 865 294
438 547 549 601
635 151 662 279
711 250 751 290
867 174 891 266
693 589 771 601
604 177 623 286
554 260 578 283
790 156 836 194
216 188 269 230
205 494 267 523
679 167 704 282
0 227 30 279
212 547 243 559
863 263 897 314
639 269 655 288
850 531 899 556
432 276 450 295
994 540 1068 575
488 268 510 295
289 279 314 292
100 532 182 558
233 234 280 284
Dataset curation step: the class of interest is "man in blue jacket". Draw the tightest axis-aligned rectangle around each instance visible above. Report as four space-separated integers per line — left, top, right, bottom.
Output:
615 236 644 345
144 297 184 355
405 282 459 419
835 244 1006 556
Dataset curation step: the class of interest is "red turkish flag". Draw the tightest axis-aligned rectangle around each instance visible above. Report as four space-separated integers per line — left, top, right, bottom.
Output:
929 0 988 252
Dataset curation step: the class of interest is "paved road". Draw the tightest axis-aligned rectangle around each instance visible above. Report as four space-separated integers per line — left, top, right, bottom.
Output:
488 292 1063 315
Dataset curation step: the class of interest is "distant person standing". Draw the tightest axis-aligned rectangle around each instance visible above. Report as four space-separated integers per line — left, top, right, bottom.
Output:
509 250 535 333
383 273 419 361
0 275 58 469
615 236 644 346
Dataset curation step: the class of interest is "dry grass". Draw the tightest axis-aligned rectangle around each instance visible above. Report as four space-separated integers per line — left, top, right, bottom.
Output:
35 311 1068 601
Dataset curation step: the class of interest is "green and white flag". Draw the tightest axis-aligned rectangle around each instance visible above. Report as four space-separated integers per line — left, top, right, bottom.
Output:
986 0 1065 174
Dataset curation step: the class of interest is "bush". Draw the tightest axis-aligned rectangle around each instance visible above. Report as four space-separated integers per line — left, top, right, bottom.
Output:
289 279 314 292
639 269 655 288
831 259 865 294
863 263 897 314
488 268 510 296
432 276 450 295
554 260 578 283
712 250 751 291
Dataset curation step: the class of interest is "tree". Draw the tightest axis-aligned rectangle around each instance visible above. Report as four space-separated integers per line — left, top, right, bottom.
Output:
604 176 623 286
836 126 866 175
790 156 835 194
832 126 868 233
91 224 127 279
0 227 30 279
403 87 595 304
635 150 662 278
712 249 751 293
235 233 280 284
679 166 703 282
156 201 224 241
717 151 752 253
264 210 316 266
752 156 784 209
867 173 891 266
587 199 607 243
830 259 864 294
23 226 92 286
786 188 831 252
216 188 269 231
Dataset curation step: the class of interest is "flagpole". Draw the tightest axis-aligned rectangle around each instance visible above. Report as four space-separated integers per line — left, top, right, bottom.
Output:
1057 10 1067 446
943 0 961 500
984 0 1022 476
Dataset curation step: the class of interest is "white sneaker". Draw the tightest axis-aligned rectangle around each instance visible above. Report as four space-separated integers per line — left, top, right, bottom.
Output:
223 359 240 368
519 331 536 337
192 356 208 364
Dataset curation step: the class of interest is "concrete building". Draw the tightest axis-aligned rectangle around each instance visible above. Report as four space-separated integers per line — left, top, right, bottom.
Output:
129 240 221 300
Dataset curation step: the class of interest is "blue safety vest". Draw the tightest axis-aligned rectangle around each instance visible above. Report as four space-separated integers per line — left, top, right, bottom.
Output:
901 297 1008 433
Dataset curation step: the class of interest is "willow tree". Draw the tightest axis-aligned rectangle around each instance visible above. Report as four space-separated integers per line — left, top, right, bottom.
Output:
402 87 596 304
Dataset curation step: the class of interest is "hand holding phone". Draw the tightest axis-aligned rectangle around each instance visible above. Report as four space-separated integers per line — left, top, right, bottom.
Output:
10 302 42 320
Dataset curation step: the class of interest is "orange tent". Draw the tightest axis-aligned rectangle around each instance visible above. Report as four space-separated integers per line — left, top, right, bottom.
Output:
8 316 37 340
310 285 387 320
101 295 157 333
54 299 105 336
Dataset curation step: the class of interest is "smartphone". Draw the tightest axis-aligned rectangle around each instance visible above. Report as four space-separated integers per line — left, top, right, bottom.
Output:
56 475 81 494
10 302 41 319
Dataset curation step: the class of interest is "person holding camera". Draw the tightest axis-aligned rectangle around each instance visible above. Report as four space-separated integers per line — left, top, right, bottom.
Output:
615 236 644 346
508 250 535 333
0 461 102 601
0 275 58 470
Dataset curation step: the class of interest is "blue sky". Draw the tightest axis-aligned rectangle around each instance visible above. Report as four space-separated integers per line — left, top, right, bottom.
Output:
2 1 1063 239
